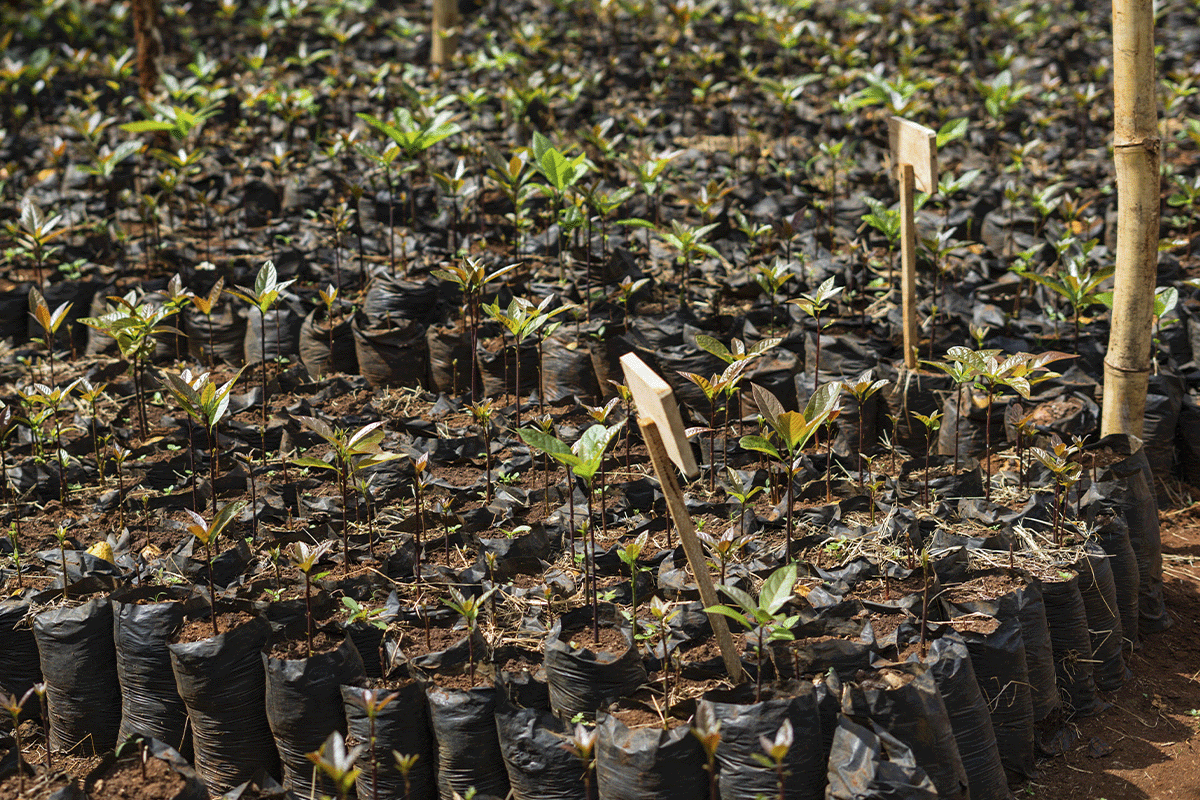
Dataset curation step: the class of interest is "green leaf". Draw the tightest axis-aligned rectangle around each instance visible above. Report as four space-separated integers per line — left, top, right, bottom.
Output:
293 455 337 471
120 120 177 133
936 117 968 147
704 604 753 630
694 334 732 364
738 435 780 461
518 427 581 470
759 563 797 615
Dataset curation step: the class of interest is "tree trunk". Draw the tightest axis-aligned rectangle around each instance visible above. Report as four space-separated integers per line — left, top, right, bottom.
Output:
430 0 460 66
1103 0 1160 438
132 0 161 97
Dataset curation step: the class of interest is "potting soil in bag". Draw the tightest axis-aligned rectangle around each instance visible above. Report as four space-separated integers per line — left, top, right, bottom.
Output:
909 632 1011 800
478 340 539 397
168 614 279 795
825 716 938 800
0 599 42 708
343 680 437 800
1085 433 1169 634
244 302 303 365
1075 543 1127 691
33 596 122 756
84 736 208 800
111 587 194 756
956 615 1036 782
299 307 358 379
264 633 366 798
841 662 969 800
185 299 247 365
1038 573 1100 717
427 684 510 800
540 331 602 403
594 713 707 800
353 312 429 388
697 682 825 800
494 691 593 800
543 607 648 721
427 323 473 395
362 273 442 325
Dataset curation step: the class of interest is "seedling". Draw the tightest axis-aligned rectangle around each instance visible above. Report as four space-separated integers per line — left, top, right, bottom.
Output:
27 287 72 387
693 703 722 800
163 368 245 515
788 277 842 391
183 500 247 636
346 688 400 800
911 411 943 507
432 257 520 401
561 723 598 800
0 688 34 795
228 260 296 446
616 531 650 628
443 585 496 685
844 369 890 483
706 564 800 701
753 719 794 800
306 731 362 800
722 467 763 541
289 540 334 656
294 418 402 571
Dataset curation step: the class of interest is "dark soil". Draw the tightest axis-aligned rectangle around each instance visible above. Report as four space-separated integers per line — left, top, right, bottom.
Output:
86 755 188 800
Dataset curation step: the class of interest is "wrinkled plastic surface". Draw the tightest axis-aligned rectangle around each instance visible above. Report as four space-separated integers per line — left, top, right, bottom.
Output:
595 713 707 800
427 685 510 800
826 716 938 800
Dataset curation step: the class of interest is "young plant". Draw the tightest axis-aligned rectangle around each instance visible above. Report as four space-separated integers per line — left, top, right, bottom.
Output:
693 703 723 800
657 220 720 308
706 563 800 702
561 723 599 800
911 411 943 507
345 689 400 800
679 359 751 493
695 334 781 438
843 369 890 483
482 295 570 433
432 257 520 401
76 379 109 487
188 277 225 367
753 259 794 336
519 421 625 641
1024 255 1113 351
288 540 334 656
468 400 496 504
182 499 247 636
531 131 591 272
753 719 794 800
616 531 650 629
1030 436 1084 545
28 287 72 386
163 368 245 515
80 290 182 438
294 418 402 571
10 199 67 286
740 383 840 555
306 731 363 800
788 277 842 391
228 260 296 442
443 585 496 686
392 752 420 800
0 688 34 795
722 467 762 542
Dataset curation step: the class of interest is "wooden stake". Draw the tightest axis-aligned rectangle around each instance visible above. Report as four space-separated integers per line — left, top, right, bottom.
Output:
1103 0 1159 438
430 0 460 67
899 163 919 369
640 417 744 682
888 117 937 370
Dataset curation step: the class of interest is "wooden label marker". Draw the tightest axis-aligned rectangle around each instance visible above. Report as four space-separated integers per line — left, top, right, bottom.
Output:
888 116 937 369
620 353 744 682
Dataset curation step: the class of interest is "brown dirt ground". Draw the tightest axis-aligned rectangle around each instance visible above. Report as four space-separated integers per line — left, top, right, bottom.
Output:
1029 502 1200 800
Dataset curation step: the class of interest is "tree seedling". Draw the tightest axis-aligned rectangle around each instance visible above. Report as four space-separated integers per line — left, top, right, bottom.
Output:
693 703 722 800
561 723 598 800
306 731 362 800
443 585 496 686
289 540 334 656
911 410 943 507
753 719 794 800
0 688 34 795
346 688 400 800
163 367 245 515
182 499 246 636
844 369 890 484
788 277 842 391
706 563 800 702
227 260 296 449
616 531 650 629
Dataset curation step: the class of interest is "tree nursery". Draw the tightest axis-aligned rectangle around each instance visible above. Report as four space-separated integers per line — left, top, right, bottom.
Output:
2 0 1200 798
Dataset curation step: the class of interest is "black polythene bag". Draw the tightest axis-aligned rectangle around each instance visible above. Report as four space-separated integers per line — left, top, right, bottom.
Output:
1142 373 1183 478
353 312 429 389
594 713 707 800
938 384 1010 461
427 322 473 395
543 605 648 721
362 273 443 325
343 679 437 800
825 716 938 800
111 586 194 756
1074 544 1127 692
184 298 247 365
84 735 208 800
841 662 969 800
956 615 1036 782
494 688 594 800
944 580 1060 724
1085 433 1169 634
1087 507 1140 652
540 331 602 403
264 633 366 798
909 631 1012 800
1038 573 1101 717
881 365 957 455
299 307 358 380
426 684 510 800
33 596 122 756
168 614 280 796
244 301 303 364
697 682 825 800
478 340 540 397
0 599 42 708
215 769 288 800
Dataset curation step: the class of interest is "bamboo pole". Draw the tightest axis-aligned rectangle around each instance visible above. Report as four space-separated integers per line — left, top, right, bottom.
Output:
1103 0 1159 438
430 0 460 67
899 163 919 368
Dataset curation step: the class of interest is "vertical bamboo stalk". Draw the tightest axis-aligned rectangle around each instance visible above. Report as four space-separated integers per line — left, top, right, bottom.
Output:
431 0 460 67
899 163 919 369
132 0 162 97
1103 0 1160 438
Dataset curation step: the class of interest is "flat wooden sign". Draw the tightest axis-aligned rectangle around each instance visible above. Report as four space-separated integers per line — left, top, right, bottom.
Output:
619 352 699 478
888 116 938 194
